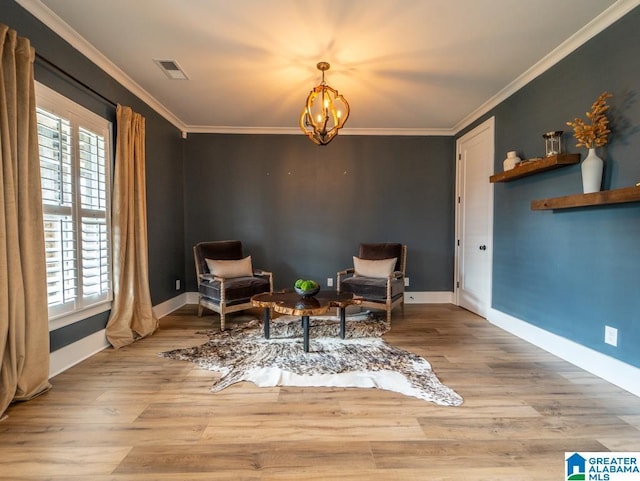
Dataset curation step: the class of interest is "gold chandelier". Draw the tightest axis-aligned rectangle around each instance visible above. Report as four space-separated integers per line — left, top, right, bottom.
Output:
300 62 350 145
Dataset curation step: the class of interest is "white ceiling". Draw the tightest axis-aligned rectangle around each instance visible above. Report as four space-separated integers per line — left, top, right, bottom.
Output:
17 0 638 135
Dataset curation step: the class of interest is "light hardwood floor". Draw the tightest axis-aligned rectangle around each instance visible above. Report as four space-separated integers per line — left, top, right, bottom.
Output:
1 304 639 480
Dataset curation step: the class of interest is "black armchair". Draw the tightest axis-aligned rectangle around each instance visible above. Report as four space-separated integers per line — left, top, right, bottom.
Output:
337 243 407 326
193 240 273 330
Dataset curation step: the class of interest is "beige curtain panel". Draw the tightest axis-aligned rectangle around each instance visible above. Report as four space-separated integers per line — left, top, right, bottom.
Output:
106 105 158 348
0 24 52 420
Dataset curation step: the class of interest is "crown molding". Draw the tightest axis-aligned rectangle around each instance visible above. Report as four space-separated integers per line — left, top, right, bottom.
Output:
185 126 301 135
15 0 188 132
341 127 454 137
453 0 640 134
184 125 454 136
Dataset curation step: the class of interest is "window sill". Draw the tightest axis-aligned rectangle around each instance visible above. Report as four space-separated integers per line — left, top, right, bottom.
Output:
49 301 112 331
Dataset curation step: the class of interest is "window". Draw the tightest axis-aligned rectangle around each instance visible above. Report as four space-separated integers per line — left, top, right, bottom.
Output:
36 83 113 328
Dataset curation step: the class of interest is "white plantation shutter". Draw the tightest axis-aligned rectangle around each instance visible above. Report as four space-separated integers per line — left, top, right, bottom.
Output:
43 214 76 307
38 110 76 309
36 83 113 323
78 128 110 300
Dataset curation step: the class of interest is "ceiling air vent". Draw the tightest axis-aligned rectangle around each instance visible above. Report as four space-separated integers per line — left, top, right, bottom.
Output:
154 59 189 80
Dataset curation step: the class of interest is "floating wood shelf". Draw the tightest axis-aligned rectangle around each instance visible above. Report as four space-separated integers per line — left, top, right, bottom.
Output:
489 154 580 183
531 185 640 210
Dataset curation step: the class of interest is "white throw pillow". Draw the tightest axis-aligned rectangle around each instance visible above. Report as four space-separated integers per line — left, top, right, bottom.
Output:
205 256 253 278
353 256 397 278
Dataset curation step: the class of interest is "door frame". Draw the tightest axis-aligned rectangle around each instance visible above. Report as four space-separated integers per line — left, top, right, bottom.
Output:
454 116 495 315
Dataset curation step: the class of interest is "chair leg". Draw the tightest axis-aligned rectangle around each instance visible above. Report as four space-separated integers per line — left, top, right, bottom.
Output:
386 305 392 327
197 303 203 317
220 310 226 331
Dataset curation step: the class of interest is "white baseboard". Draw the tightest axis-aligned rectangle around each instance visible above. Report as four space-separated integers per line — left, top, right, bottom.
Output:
153 293 188 318
49 329 109 378
488 308 640 398
186 291 199 304
49 293 190 378
405 291 453 304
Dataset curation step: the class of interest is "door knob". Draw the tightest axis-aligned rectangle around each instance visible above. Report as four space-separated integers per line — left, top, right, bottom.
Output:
479 245 487 250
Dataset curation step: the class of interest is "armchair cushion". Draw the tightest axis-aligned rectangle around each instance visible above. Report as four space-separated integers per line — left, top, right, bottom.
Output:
353 256 397 278
205 256 253 279
340 276 404 301
199 275 270 305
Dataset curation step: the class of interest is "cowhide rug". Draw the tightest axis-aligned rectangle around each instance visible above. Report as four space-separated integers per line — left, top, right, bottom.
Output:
159 314 463 406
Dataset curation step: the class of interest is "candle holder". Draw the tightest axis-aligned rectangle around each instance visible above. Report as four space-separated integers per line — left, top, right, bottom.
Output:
543 131 563 157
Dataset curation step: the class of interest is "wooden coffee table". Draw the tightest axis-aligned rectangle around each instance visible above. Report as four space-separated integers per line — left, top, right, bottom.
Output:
251 290 361 352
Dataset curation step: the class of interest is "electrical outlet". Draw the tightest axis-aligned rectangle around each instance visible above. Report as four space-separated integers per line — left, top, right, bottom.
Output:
327 277 333 287
404 277 410 287
175 279 181 291
604 325 618 347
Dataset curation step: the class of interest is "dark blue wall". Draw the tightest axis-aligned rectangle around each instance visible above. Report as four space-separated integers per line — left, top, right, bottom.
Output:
2 0 186 350
184 134 455 292
460 7 640 368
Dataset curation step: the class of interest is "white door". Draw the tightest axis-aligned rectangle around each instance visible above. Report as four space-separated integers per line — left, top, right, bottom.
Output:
455 117 494 318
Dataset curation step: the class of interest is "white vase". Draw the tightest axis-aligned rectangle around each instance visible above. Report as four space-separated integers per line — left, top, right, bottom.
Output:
503 151 521 171
581 148 603 193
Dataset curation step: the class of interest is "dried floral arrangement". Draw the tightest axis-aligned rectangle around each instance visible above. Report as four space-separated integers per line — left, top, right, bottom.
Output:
566 92 612 149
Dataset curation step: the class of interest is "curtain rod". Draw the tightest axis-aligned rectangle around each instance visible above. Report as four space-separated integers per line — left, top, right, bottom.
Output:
34 52 117 108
